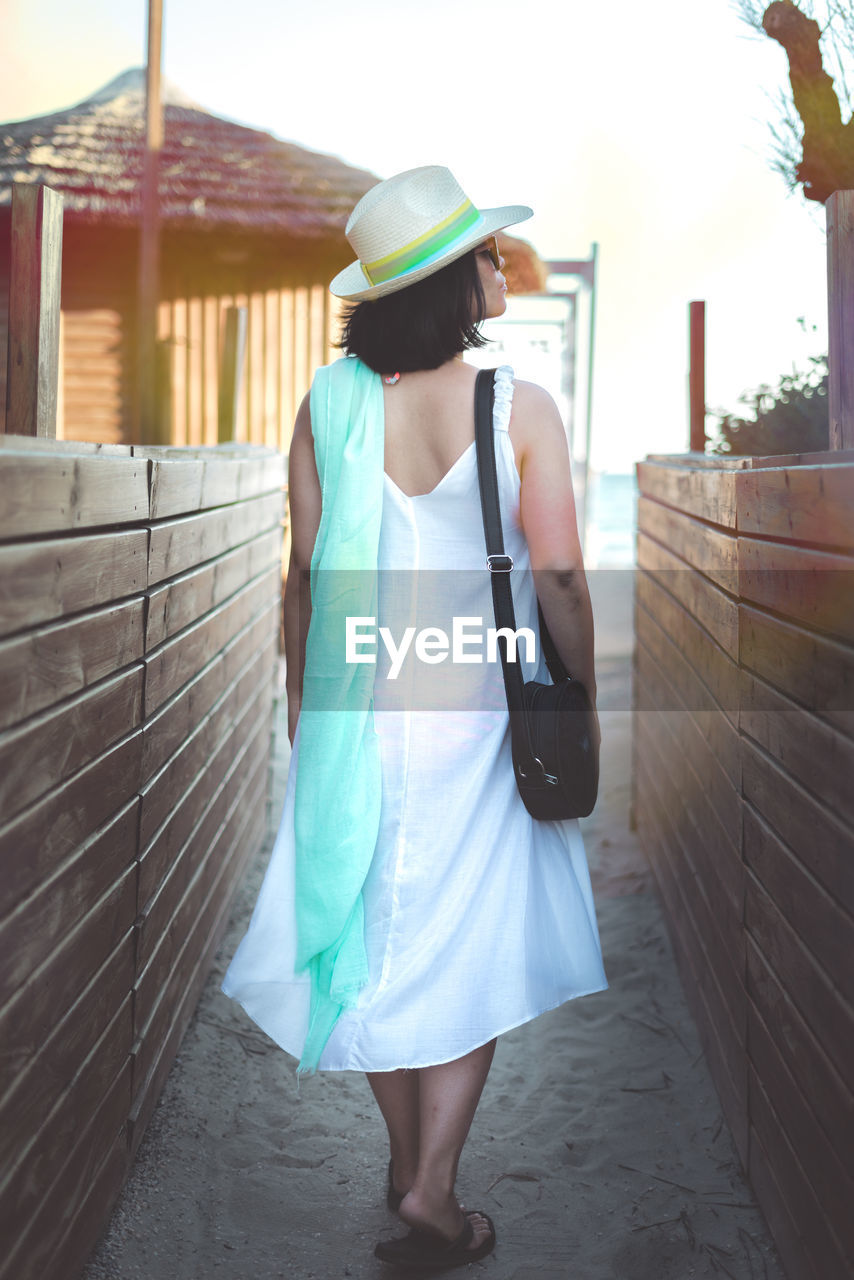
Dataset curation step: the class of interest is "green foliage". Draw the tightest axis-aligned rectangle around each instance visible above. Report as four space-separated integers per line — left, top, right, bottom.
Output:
709 354 829 456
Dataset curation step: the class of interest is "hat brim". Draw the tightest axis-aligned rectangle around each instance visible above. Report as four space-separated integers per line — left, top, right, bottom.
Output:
329 204 534 302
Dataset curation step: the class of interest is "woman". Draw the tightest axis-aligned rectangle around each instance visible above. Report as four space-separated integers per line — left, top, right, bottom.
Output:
222 166 607 1272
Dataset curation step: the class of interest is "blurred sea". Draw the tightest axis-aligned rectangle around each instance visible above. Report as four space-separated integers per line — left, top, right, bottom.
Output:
584 471 637 569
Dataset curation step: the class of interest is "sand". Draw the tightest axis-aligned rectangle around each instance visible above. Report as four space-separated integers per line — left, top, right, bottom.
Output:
83 572 784 1280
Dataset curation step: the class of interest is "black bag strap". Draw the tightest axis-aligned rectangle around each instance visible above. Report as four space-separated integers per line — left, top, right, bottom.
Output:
474 368 544 780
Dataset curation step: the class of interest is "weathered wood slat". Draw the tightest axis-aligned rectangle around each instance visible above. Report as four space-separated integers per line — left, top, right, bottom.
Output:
636 461 737 527
147 489 283 583
748 1072 846 1280
0 1061 132 1280
637 530 738 658
139 653 275 867
137 706 272 969
739 604 854 737
746 938 854 1178
738 536 854 645
145 526 281 649
746 1127 819 1280
745 872 854 1086
737 464 854 550
0 931 134 1180
0 528 147 638
141 609 278 783
0 668 143 821
0 732 142 916
636 494 738 590
741 736 854 915
144 566 279 715
0 434 130 456
636 570 740 720
0 798 137 1012
0 599 144 732
740 671 854 831
129 798 266 1155
0 450 149 538
144 449 285 519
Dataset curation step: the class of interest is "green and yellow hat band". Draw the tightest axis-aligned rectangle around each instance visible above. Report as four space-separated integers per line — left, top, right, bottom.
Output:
362 199 482 286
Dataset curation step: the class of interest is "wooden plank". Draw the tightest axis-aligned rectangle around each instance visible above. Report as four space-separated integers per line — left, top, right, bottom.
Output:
636 494 737 589
637 531 738 658
141 609 277 782
147 489 283 584
749 1069 847 1280
738 536 854 644
0 1060 132 1280
0 434 130 456
0 733 142 917
744 804 851 999
636 570 740 720
737 464 854 550
740 670 854 830
144 566 279 714
745 871 854 1086
139 651 275 864
129 804 264 1156
0 868 136 1083
635 461 737 528
0 800 137 1012
0 528 147 638
0 930 134 1178
827 190 854 451
635 602 740 784
746 938 854 1179
746 1125 819 1280
0 668 143 821
0 450 149 538
145 526 281 649
137 706 272 967
741 735 854 915
130 771 267 1138
0 599 144 733
5 184 63 439
739 604 854 737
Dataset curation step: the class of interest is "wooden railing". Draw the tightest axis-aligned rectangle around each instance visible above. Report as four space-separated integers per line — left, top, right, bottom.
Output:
633 448 854 1280
0 435 285 1280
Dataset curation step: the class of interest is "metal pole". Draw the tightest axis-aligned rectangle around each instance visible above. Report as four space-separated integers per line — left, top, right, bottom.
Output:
137 0 164 444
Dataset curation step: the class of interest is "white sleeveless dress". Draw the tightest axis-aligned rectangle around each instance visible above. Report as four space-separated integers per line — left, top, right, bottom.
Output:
221 366 608 1070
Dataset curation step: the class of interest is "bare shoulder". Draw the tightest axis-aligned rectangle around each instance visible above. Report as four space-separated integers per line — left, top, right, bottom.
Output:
508 379 568 461
292 391 312 442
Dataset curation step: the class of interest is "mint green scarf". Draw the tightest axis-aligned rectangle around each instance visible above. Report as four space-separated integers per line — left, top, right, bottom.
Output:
294 356 384 1074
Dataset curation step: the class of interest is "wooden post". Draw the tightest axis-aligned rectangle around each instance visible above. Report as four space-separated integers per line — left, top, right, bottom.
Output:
218 306 248 442
5 184 64 437
827 190 854 450
136 0 165 444
689 300 706 453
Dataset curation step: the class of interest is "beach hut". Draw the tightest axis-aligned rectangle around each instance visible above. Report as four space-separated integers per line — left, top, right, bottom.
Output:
0 71 545 448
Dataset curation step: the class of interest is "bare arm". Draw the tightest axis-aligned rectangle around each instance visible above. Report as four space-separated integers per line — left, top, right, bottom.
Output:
511 381 598 713
283 393 322 743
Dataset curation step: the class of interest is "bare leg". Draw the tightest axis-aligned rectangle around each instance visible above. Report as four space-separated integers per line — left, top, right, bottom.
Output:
398 1039 497 1249
367 1069 420 1197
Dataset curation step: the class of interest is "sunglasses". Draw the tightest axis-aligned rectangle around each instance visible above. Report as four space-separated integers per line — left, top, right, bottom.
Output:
477 236 501 271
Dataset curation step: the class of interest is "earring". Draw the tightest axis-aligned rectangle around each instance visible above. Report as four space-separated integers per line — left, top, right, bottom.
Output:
383 372 401 385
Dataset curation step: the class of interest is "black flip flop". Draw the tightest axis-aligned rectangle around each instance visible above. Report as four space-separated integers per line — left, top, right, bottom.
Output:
374 1211 496 1271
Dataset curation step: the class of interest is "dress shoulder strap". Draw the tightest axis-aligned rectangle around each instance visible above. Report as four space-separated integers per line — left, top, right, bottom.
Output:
492 365 515 433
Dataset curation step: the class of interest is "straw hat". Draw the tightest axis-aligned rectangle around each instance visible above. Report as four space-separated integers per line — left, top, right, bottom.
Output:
329 165 533 302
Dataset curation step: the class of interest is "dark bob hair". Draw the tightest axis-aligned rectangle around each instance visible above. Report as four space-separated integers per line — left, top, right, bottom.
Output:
338 249 488 374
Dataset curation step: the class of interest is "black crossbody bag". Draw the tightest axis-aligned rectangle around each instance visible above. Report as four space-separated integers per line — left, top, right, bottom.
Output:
473 367 599 820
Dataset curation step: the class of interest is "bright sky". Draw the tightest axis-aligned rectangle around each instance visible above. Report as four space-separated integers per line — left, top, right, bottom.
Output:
4 0 833 470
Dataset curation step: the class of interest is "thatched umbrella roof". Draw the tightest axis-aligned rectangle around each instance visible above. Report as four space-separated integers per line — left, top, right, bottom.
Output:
0 69 378 237
0 70 547 286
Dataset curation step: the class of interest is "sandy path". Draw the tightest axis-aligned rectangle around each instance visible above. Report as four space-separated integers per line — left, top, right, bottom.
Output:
84 573 784 1280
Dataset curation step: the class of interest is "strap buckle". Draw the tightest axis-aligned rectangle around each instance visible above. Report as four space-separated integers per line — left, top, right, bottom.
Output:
487 554 514 573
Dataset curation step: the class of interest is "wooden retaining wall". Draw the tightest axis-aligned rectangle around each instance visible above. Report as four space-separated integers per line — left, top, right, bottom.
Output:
633 451 854 1280
0 436 285 1280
